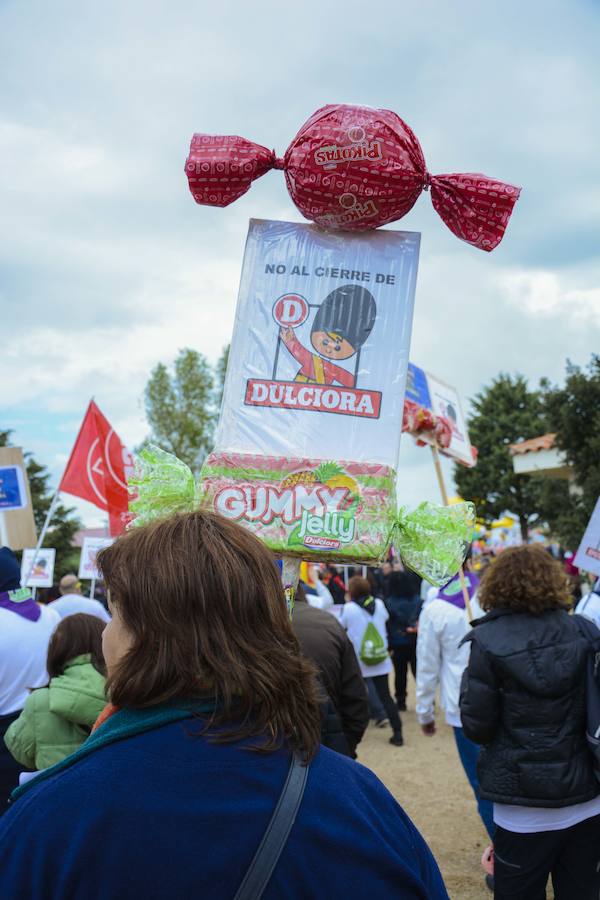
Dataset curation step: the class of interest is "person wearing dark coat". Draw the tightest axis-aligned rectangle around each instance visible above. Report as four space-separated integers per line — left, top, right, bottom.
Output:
293 584 369 758
460 545 600 900
323 565 346 604
385 570 422 711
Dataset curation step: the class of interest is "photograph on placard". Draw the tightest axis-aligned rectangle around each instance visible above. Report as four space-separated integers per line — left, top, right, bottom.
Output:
20 548 56 588
78 537 115 581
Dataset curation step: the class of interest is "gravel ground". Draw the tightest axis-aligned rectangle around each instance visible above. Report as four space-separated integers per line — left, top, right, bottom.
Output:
356 682 554 899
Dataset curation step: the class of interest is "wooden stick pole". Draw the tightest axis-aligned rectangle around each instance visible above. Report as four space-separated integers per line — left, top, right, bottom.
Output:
281 557 301 618
430 445 473 621
430 444 449 505
0 512 9 548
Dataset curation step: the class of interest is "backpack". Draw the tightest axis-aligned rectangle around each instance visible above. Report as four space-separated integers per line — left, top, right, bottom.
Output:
359 615 388 666
573 614 600 782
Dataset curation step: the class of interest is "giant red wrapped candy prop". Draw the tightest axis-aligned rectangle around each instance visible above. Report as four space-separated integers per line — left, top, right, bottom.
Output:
185 104 521 251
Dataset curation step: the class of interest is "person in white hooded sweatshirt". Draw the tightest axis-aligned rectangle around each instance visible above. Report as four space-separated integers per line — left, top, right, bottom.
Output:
340 575 404 746
415 570 494 840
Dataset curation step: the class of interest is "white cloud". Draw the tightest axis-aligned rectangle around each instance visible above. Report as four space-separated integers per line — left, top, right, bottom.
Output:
0 256 239 418
503 270 600 324
0 121 125 194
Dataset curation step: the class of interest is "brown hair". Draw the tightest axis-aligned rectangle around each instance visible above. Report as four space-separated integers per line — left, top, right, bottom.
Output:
478 545 571 615
97 511 320 760
348 575 371 601
47 613 106 679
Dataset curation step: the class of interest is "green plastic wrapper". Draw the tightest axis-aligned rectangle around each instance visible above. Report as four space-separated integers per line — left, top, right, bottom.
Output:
394 501 476 586
128 445 199 526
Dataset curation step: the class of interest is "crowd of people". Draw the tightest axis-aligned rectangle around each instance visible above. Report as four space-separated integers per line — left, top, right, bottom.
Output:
0 519 599 898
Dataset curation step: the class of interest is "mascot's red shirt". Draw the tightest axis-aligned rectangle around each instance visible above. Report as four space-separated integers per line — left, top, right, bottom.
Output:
282 331 355 387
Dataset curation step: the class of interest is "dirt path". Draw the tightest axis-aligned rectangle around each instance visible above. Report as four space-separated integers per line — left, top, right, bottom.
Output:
358 682 555 899
357 683 491 900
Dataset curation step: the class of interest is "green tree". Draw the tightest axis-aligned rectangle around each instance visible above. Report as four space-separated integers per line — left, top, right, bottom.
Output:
143 348 228 473
454 374 553 541
540 356 600 549
0 431 81 576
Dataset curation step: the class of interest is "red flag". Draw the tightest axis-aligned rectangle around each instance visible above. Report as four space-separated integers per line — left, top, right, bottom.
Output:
60 401 133 536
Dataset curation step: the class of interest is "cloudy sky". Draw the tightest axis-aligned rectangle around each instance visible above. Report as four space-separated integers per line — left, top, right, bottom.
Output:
1 0 599 527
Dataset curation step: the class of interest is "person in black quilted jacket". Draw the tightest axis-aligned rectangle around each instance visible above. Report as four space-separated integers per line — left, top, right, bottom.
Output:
460 544 600 900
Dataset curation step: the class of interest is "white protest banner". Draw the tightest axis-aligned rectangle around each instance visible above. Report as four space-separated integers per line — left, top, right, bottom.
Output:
405 362 474 467
201 218 420 562
78 537 114 580
574 498 600 578
21 548 56 588
426 373 473 466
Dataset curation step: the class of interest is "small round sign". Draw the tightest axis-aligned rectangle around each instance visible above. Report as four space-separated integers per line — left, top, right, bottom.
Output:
272 294 309 328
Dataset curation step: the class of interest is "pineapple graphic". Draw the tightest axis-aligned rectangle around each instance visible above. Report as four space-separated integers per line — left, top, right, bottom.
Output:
279 468 319 490
280 462 359 509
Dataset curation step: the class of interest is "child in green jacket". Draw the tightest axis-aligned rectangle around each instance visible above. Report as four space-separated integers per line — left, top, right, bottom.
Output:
5 613 107 770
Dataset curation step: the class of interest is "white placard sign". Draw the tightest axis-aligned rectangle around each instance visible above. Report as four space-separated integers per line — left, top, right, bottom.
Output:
574 498 600 578
426 373 473 467
404 362 474 466
21 548 56 588
218 218 420 466
78 537 114 580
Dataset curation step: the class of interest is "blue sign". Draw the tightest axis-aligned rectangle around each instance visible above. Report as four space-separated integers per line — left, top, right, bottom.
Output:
0 466 27 510
405 362 432 410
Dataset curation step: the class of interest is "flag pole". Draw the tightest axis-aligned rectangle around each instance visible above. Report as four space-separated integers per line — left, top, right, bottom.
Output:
430 444 473 621
89 576 96 600
23 489 61 588
24 399 94 588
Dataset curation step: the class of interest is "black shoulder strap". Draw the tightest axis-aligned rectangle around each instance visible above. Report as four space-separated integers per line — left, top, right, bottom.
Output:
233 754 309 900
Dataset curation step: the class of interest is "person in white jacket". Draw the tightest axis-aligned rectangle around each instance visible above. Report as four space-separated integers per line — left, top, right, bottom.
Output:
48 574 110 624
574 578 600 628
303 576 335 611
340 576 404 746
415 572 494 840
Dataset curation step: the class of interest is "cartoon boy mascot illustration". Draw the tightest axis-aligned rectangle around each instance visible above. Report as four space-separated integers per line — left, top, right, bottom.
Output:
280 284 377 388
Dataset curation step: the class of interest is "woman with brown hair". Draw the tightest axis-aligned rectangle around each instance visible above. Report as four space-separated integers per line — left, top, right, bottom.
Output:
0 510 448 900
460 544 600 900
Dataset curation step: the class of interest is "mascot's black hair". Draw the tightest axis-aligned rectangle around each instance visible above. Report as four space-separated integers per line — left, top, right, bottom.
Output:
312 285 377 350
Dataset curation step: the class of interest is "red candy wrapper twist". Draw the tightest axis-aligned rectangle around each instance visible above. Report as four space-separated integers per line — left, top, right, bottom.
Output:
185 104 520 251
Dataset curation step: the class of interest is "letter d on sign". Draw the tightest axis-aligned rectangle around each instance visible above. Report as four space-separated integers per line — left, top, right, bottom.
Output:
272 294 309 328
250 381 268 402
